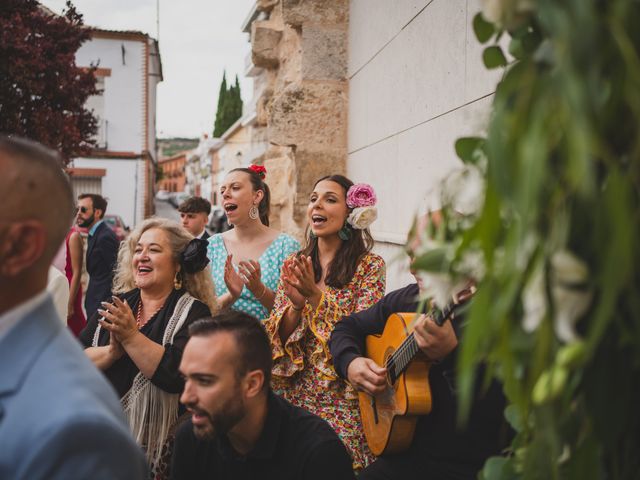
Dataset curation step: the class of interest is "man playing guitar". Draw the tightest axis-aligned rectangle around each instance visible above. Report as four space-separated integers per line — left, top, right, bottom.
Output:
328 215 512 479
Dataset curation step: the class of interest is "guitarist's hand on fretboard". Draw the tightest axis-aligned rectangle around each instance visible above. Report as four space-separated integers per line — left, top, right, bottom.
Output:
347 357 388 396
413 314 458 361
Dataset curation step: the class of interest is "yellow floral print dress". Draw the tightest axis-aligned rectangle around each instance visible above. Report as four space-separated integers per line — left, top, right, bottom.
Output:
264 252 386 471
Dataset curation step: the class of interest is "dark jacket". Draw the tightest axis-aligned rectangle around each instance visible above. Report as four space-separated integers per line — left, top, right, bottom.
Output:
84 221 119 318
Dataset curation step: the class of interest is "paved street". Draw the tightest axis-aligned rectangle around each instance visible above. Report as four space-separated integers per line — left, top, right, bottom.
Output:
154 198 180 222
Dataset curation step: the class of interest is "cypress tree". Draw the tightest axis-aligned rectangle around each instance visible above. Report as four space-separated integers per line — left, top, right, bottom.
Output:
213 71 228 137
212 72 243 137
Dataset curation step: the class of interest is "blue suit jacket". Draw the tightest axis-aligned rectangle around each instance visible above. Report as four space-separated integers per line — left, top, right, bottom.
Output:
85 221 119 318
0 296 148 479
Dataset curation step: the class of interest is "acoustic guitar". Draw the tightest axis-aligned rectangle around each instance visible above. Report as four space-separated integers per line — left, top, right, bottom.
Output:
358 287 475 456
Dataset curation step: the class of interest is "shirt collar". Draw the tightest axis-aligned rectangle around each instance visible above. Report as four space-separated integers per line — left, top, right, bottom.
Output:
197 230 207 239
89 219 104 236
217 391 283 461
0 289 50 343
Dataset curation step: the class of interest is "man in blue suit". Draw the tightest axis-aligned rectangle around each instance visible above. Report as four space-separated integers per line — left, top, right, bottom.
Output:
76 193 119 318
0 136 148 479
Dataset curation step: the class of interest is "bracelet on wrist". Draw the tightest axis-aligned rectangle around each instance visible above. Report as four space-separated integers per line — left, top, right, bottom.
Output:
256 283 268 300
291 303 305 312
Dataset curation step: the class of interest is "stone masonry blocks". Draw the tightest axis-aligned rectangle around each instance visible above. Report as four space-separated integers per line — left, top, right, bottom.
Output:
252 21 283 69
301 25 347 80
282 0 348 27
267 81 347 150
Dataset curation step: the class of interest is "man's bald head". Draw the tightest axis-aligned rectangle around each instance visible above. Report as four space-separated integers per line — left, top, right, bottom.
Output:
0 136 75 273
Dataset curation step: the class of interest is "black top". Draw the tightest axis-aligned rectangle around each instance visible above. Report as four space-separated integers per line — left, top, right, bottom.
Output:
170 391 355 480
79 288 211 397
329 284 511 478
85 222 119 318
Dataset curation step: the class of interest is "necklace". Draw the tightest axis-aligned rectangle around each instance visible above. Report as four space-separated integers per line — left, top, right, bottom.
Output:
136 300 163 328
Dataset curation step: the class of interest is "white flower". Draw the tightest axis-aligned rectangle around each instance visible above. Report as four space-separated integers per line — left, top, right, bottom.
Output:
522 263 547 333
440 165 485 216
550 250 593 343
457 248 486 281
419 271 469 310
551 250 589 285
481 0 535 28
481 0 504 24
347 206 377 230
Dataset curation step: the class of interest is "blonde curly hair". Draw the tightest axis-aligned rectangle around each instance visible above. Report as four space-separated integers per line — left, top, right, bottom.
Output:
112 217 217 313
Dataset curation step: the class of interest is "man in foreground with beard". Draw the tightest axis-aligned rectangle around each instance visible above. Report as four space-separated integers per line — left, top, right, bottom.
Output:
171 310 355 480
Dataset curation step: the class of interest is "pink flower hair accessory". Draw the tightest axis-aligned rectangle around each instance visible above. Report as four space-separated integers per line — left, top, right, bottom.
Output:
346 183 377 208
345 183 378 230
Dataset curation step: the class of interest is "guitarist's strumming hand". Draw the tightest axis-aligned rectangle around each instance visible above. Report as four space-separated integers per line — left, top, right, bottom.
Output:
347 357 388 395
414 314 458 361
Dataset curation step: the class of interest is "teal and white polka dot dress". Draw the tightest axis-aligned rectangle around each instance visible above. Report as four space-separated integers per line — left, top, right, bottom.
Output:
207 233 300 320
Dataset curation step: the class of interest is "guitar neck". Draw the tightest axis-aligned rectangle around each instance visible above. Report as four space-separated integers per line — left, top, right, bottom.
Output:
386 298 469 384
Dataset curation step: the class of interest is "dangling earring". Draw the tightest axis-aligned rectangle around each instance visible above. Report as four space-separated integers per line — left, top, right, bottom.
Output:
249 204 259 220
338 222 351 241
174 271 183 290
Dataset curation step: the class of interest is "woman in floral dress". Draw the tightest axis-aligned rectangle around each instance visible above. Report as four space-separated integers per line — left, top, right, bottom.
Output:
264 174 385 471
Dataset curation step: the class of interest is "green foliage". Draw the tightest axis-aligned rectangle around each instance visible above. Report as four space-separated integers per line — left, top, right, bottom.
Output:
473 13 495 44
416 1 640 478
212 71 243 137
483 46 508 69
0 0 98 162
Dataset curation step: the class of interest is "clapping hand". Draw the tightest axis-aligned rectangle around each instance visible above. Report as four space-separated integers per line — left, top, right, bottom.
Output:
97 296 138 343
108 331 125 360
238 259 264 296
283 256 322 308
281 259 307 310
224 254 245 299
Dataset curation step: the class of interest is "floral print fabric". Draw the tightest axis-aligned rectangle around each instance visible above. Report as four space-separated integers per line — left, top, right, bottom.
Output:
265 252 386 470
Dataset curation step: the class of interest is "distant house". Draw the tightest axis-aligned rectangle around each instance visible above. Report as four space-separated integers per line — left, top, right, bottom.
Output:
185 135 222 203
67 28 163 228
158 153 187 193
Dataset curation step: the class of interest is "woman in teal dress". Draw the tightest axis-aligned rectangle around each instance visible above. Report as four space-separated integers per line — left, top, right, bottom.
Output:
207 165 299 320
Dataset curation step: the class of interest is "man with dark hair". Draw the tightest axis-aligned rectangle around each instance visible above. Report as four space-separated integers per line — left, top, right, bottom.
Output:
77 192 119 317
178 196 211 240
171 310 355 480
0 135 147 479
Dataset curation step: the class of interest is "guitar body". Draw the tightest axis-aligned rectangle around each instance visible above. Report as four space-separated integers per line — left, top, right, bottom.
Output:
358 312 432 456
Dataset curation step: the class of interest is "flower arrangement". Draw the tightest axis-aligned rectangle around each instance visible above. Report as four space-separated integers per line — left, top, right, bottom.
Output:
345 183 378 230
408 2 640 479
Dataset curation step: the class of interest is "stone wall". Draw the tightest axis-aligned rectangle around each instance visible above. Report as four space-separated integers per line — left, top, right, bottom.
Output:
249 0 349 238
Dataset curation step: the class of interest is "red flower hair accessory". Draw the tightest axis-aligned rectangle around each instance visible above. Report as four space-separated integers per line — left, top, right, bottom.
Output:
248 164 267 179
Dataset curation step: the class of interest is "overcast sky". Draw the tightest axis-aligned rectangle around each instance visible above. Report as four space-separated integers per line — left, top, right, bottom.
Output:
41 0 255 138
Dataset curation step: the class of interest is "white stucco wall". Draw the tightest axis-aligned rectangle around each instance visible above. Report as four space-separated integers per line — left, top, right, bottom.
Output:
76 38 145 153
347 0 502 291
73 157 143 228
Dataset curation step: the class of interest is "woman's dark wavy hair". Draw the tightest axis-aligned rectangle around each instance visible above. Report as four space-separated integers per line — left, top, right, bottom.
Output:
229 167 271 226
300 174 374 289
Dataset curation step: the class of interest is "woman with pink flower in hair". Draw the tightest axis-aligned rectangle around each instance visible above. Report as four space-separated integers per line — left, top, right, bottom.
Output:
264 174 386 471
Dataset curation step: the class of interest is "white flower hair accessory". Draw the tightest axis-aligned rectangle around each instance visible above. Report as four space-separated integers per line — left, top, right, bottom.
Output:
346 183 378 230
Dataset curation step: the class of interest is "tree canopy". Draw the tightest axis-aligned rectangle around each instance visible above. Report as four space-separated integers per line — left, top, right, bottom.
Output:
0 0 98 162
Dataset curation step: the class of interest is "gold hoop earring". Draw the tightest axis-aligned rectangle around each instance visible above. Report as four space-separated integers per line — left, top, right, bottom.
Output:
174 272 183 290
